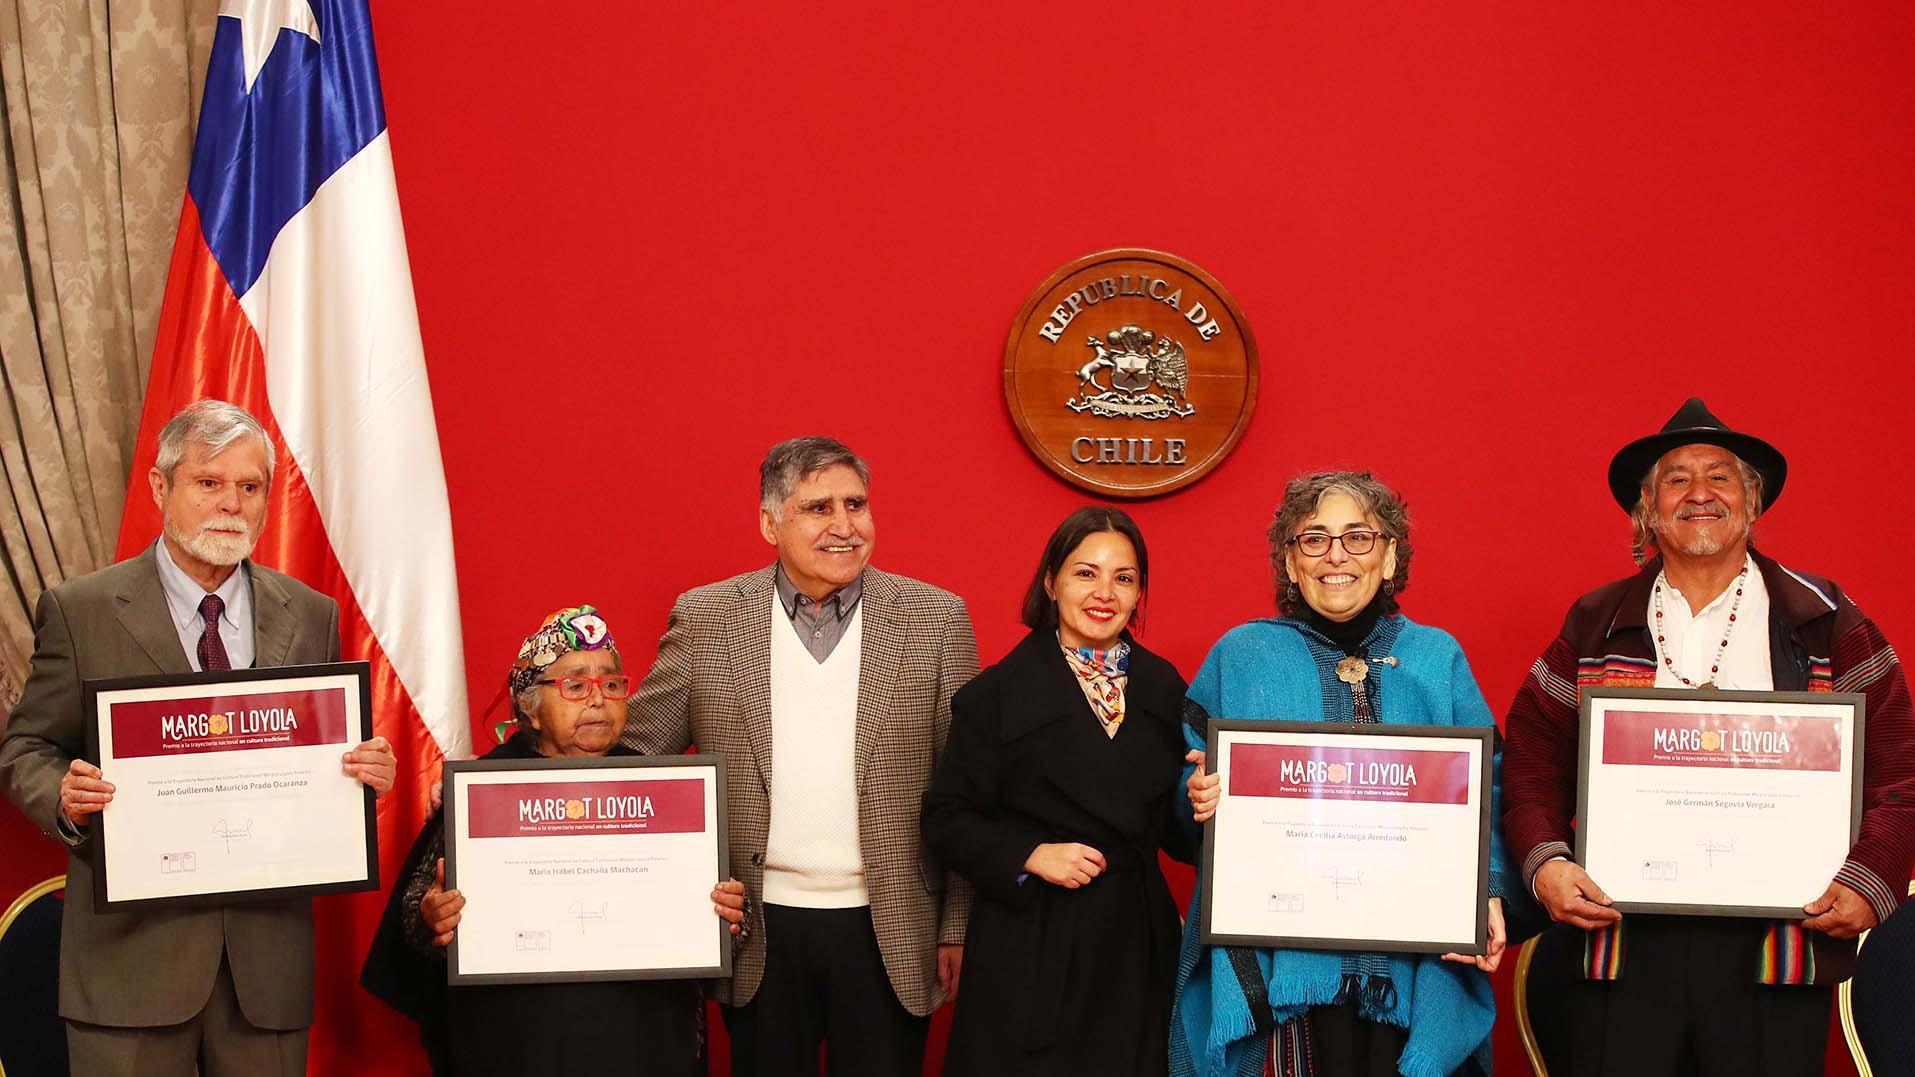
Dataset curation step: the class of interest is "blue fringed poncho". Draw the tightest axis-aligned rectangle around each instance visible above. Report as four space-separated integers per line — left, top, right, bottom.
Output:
1170 616 1511 1077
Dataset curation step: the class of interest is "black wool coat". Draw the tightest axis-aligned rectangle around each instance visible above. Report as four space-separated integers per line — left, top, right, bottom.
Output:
923 628 1191 1077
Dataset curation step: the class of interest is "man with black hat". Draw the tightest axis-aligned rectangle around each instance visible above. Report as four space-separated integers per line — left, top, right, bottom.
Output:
1502 398 1915 1075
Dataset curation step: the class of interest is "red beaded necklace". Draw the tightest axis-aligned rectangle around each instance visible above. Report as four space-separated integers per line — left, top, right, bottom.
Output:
1652 563 1749 689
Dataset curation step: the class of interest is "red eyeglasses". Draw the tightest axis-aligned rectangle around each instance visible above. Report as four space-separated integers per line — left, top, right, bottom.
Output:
534 674 634 701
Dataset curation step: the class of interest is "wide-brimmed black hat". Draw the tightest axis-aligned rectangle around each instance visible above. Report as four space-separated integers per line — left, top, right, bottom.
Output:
1606 397 1787 512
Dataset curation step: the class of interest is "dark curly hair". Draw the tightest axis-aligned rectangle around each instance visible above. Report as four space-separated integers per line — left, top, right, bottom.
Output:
1266 470 1412 616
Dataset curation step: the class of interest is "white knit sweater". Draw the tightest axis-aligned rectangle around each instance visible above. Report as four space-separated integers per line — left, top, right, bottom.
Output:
763 594 868 907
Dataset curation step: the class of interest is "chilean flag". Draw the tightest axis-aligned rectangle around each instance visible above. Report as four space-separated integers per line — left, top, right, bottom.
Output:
116 1 469 1067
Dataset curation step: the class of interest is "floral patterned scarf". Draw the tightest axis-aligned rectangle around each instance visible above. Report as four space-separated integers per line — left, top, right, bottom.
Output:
1061 637 1130 738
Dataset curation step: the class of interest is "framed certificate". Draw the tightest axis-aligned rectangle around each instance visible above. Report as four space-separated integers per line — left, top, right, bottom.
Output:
444 754 731 985
86 662 377 912
1201 720 1493 954
1577 687 1864 918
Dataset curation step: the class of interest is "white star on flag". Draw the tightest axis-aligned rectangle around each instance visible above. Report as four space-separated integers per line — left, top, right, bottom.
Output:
218 0 322 92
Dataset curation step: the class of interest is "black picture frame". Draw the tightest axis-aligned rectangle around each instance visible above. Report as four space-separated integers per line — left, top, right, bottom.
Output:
1199 719 1494 955
1575 686 1865 919
84 661 378 913
444 753 732 986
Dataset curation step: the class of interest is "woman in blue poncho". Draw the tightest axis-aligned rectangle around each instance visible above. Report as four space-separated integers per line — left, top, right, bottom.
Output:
1173 471 1512 1077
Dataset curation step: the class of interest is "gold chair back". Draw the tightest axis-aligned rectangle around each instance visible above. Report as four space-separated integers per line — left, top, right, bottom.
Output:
0 875 67 1077
1838 879 1915 1077
1512 933 1550 1077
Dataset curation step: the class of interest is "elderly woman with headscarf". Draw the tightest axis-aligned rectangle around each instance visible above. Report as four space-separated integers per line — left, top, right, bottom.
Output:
361 605 746 1076
1174 473 1513 1077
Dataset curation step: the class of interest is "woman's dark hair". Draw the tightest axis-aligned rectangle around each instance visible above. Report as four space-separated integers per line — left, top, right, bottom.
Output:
1020 506 1150 632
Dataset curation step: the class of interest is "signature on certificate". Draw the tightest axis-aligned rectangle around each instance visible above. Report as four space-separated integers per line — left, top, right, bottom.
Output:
211 817 254 853
568 899 608 934
1322 867 1365 900
1696 833 1737 867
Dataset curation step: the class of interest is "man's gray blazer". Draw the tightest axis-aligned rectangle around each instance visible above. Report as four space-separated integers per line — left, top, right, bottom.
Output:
623 565 978 1016
0 546 341 1030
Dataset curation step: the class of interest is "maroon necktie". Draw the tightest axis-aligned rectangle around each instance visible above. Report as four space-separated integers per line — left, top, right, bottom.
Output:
197 594 232 671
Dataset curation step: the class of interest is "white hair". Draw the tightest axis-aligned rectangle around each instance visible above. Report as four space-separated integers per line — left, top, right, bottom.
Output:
154 400 275 491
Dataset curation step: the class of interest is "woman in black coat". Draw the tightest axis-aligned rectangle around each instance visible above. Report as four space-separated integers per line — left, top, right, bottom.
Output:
923 507 1192 1077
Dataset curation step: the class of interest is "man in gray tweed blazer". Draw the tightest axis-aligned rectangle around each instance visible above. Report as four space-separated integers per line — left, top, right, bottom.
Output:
625 435 978 1077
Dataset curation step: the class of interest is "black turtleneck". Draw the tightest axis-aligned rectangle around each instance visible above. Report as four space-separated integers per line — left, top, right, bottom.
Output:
1299 593 1389 656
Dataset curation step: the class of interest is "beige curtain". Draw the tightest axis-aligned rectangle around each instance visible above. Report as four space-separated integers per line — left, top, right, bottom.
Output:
0 0 220 711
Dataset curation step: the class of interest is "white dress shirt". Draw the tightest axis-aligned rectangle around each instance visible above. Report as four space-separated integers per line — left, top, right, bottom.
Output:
1652 554 1772 690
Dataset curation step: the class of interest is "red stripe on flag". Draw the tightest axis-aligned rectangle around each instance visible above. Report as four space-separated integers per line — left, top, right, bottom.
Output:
119 198 444 1073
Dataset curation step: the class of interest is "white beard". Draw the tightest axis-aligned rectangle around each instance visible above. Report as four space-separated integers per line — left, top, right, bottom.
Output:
166 517 257 567
1657 515 1748 559
1670 531 1727 557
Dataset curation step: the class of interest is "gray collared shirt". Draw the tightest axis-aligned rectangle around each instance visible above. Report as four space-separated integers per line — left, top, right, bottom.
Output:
154 539 255 671
774 563 864 663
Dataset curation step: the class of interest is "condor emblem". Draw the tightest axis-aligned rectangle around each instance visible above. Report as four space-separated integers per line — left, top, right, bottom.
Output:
1004 248 1258 498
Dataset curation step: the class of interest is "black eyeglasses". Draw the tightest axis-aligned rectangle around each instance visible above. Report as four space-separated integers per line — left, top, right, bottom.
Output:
1285 530 1384 558
535 674 634 701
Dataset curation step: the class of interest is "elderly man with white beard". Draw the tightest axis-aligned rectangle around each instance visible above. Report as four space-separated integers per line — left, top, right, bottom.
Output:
1502 398 1915 1077
0 399 396 1077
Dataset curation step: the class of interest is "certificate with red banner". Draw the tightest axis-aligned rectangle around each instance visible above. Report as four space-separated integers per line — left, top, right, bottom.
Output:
444 755 730 984
1577 688 1864 918
1200 721 1493 954
86 663 377 911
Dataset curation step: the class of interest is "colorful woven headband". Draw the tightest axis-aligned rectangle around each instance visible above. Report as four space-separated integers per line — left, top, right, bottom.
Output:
507 605 619 696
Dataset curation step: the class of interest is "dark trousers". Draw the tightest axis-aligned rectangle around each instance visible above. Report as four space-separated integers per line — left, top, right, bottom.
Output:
1296 999 1486 1077
1304 1000 1407 1077
1566 917 1832 1077
722 904 929 1077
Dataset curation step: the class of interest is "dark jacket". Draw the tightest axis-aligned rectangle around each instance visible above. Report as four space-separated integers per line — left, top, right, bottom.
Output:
923 629 1190 1077
1503 549 1915 983
360 734 699 1076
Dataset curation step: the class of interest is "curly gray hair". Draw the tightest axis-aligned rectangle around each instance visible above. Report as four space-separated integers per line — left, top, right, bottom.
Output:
1266 470 1413 616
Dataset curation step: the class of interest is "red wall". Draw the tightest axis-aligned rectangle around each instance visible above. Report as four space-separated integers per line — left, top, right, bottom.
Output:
7 2 1913 1073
